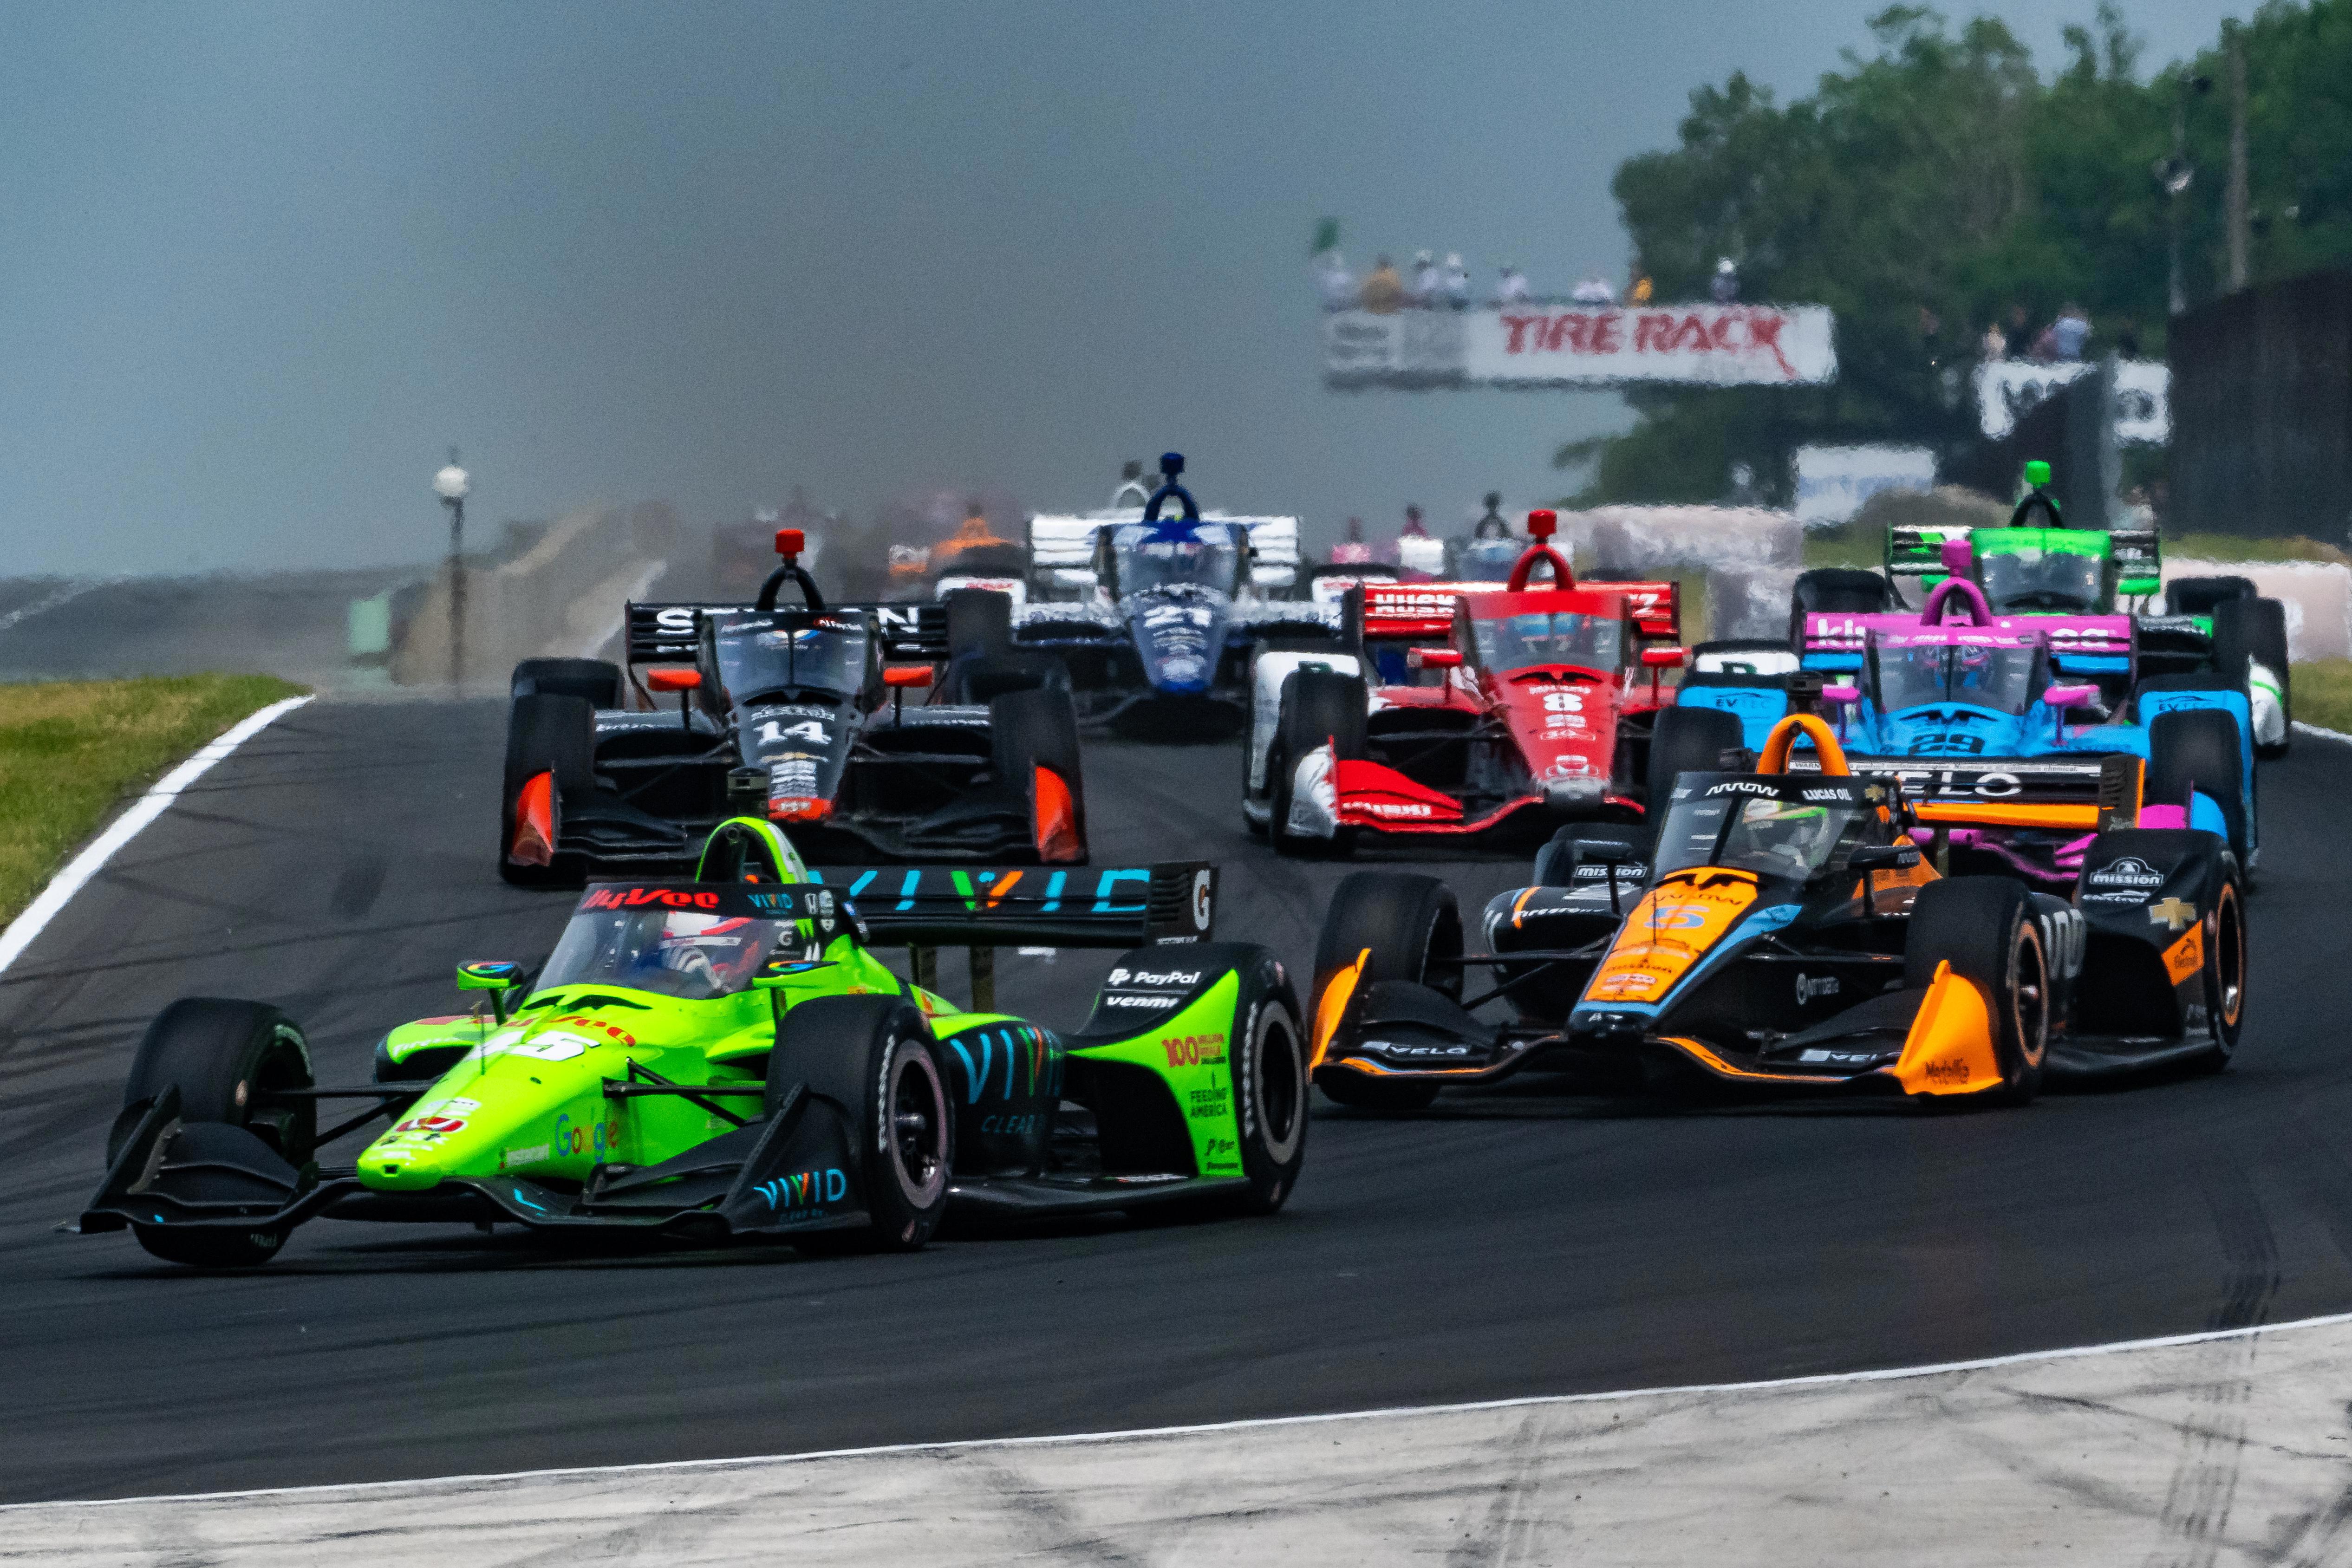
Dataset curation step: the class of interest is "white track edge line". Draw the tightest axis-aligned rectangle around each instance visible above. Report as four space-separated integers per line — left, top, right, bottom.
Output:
18 1304 2352 1512
0 695 314 978
2292 719 2352 744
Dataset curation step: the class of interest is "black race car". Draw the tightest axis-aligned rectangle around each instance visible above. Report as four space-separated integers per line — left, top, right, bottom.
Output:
501 530 1088 884
1307 714 2247 1109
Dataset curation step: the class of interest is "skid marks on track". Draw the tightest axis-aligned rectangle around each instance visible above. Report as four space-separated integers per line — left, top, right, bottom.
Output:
2143 1155 2282 1567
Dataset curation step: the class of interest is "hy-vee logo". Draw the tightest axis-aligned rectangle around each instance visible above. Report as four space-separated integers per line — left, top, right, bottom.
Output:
582 887 721 911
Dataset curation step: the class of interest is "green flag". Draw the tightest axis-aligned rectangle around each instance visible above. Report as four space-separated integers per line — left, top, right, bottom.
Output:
1309 217 1340 257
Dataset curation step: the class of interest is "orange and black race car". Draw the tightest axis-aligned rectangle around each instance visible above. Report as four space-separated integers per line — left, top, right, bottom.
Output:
1306 715 2247 1110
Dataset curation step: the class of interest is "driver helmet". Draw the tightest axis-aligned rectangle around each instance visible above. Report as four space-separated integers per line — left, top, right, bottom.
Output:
1738 799 1836 868
646 913 762 989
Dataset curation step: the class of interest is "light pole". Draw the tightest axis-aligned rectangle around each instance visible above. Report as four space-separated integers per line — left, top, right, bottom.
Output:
434 452 470 690
2155 71 2213 318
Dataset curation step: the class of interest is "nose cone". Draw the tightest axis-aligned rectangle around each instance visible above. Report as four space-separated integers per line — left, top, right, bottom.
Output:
1132 597 1226 693
358 1144 449 1191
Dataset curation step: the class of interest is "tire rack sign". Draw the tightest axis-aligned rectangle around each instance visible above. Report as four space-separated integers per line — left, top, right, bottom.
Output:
1323 304 1837 388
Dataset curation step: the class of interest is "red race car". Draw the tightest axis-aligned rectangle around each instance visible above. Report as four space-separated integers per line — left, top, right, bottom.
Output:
1241 511 1746 856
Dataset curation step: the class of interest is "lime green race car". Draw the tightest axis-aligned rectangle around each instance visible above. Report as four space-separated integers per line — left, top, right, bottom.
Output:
76 820 1307 1267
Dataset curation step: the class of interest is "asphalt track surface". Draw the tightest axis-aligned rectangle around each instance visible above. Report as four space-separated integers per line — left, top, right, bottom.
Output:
5 699 2352 1503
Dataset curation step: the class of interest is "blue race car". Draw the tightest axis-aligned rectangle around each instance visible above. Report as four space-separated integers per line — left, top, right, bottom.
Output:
1676 588 2253 887
971 454 1336 740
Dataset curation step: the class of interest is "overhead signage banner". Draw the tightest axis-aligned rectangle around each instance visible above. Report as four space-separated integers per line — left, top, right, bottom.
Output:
1792 444 1938 527
1974 359 2171 444
1323 304 1838 388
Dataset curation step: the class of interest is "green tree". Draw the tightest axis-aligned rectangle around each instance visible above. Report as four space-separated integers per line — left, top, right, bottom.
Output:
1565 2 2352 506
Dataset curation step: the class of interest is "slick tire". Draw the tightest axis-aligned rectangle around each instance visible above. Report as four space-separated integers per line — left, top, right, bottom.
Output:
1787 568 1895 649
2146 708 2250 869
2218 597 2292 759
1904 878 2048 1107
1644 706 1746 836
945 587 1014 660
500 693 595 888
1310 872 1460 1112
1269 668 1367 859
992 685 1088 862
2164 575 2258 617
777 997 952 1251
509 657 621 709
1213 949 1311 1216
2190 863 2249 1074
113 998 315 1269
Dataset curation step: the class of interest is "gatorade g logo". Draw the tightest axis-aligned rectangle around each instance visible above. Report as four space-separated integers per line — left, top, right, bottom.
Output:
1191 870 1213 930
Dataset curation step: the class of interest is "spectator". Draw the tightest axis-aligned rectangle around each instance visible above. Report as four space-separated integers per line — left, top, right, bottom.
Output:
2116 318 2142 358
1442 252 1471 309
2050 302 2091 360
1711 258 1740 302
1572 270 1616 305
1629 273 1654 304
1316 251 1356 311
1410 250 1440 307
1980 319 2008 360
1330 516 1375 566
2006 303 2031 358
2029 320 2061 363
1360 256 1406 314
1395 504 1445 578
1111 460 1151 511
1470 491 1512 540
1494 264 1531 305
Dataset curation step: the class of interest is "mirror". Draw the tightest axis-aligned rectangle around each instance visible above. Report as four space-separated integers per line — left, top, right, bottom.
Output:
2044 683 2098 709
1407 646 1463 669
1575 838 1639 864
1821 683 1860 704
1640 646 1686 669
883 665 935 688
1847 844 1921 872
2118 575 2159 598
647 667 701 693
456 960 523 1024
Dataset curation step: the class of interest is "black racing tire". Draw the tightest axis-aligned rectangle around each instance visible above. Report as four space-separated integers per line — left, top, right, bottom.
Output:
1787 568 1895 650
1645 705 1746 824
1310 871 1459 1112
1269 668 1367 858
2191 865 2249 1073
114 998 315 1269
991 685 1088 861
775 996 952 1251
2222 598 2292 759
945 587 1014 660
509 657 621 709
1221 952 1310 1214
1904 878 2047 1106
2146 709 2249 867
2164 575 2258 617
500 693 595 888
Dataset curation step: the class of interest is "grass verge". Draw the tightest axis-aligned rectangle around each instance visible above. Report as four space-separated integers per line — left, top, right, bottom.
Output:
0 675 306 927
2292 659 2352 736
2165 533 2350 566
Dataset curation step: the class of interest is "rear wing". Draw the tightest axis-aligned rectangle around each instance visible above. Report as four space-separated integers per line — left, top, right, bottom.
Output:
1581 579 1681 642
2109 527 2161 593
1797 752 2144 833
1358 580 1680 643
624 601 948 665
1027 512 1302 594
1886 526 1968 583
810 862 1216 948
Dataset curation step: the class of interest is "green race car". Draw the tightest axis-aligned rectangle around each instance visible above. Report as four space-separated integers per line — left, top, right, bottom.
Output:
76 819 1307 1267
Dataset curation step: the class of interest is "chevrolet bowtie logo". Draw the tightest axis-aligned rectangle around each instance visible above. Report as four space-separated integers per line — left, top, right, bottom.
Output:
2148 897 2196 932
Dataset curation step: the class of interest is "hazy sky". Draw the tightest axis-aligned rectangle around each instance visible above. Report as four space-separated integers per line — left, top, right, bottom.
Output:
1 1 2248 575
